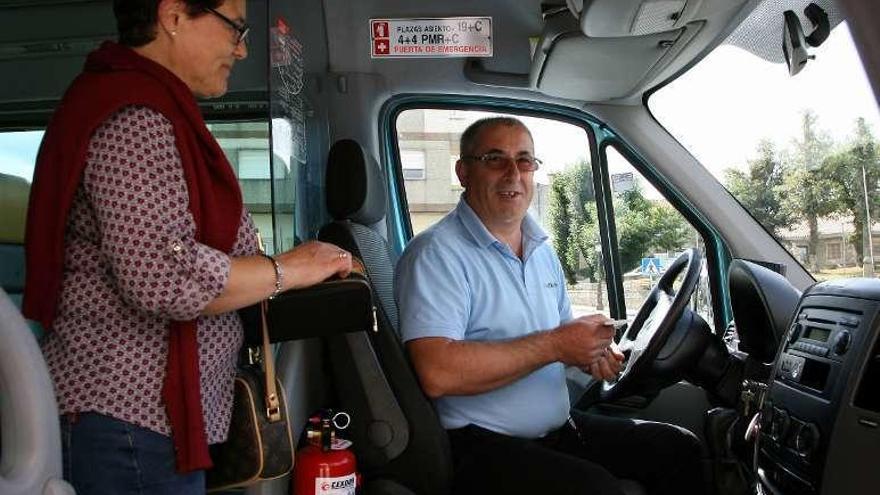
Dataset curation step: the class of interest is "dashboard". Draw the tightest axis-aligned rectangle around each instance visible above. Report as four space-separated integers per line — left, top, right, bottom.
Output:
758 279 880 495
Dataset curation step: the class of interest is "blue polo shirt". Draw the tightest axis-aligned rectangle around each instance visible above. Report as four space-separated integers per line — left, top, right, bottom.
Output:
395 198 573 438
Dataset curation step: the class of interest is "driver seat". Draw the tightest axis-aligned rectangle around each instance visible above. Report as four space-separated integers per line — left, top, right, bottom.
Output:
318 139 453 495
318 139 646 495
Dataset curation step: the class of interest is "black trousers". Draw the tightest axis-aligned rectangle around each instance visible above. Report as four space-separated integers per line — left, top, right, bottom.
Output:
447 411 706 495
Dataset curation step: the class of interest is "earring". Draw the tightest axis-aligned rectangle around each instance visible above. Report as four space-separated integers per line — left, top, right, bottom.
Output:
171 31 177 36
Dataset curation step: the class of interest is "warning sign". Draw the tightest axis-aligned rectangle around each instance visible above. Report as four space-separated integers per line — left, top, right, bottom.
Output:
370 17 493 58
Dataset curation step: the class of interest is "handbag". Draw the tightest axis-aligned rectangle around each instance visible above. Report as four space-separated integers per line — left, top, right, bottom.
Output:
206 296 295 491
239 260 375 345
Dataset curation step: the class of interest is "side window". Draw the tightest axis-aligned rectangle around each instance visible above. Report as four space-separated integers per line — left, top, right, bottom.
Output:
0 131 43 314
0 121 271 297
395 108 608 318
207 122 275 253
603 144 713 328
0 131 42 246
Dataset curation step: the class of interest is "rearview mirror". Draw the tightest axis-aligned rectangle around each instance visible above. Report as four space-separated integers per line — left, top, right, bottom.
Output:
783 10 810 76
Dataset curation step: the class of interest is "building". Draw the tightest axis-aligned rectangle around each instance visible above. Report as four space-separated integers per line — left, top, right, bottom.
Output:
777 216 880 271
396 109 550 235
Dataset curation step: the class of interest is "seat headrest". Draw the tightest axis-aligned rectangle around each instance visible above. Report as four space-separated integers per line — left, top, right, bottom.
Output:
326 139 387 225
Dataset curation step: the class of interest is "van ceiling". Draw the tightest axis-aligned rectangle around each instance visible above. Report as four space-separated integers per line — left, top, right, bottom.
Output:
319 0 757 103
0 0 772 125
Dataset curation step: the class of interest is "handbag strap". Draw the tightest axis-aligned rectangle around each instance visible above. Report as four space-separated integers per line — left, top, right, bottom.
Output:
256 231 282 423
254 244 367 424
259 298 282 422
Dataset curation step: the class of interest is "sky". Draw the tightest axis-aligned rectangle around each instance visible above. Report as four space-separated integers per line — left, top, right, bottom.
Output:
649 23 880 181
0 130 43 181
511 22 880 203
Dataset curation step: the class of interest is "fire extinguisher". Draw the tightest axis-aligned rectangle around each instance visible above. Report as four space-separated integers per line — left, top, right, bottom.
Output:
293 409 360 495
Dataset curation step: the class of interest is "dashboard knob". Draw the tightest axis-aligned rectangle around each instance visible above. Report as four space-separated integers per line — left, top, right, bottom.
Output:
760 403 774 432
770 408 790 442
789 323 802 345
795 423 820 457
833 330 851 355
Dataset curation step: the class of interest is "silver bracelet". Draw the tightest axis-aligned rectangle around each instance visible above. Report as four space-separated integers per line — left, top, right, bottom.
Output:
261 254 283 299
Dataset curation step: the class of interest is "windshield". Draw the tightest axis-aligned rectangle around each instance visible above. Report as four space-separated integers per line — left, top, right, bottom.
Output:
650 21 880 281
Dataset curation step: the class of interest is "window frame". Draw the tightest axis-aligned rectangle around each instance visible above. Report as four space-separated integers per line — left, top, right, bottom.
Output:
380 95 732 330
600 139 731 331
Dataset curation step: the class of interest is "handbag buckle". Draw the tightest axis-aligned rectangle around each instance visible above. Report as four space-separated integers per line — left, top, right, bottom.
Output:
248 346 263 365
267 393 282 422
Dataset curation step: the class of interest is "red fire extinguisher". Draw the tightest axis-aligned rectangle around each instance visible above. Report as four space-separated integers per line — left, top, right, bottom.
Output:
293 409 360 495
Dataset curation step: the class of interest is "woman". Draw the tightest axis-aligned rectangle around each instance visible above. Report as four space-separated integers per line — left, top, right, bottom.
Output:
22 1 351 493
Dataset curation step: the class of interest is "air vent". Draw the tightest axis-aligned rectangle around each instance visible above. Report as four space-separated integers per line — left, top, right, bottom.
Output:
854 334 880 413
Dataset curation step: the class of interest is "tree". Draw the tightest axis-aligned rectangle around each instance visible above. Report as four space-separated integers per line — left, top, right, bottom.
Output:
548 160 605 308
652 203 694 253
615 186 692 272
724 139 794 234
549 160 599 285
781 110 836 271
616 187 654 272
549 172 576 284
549 163 692 299
823 117 880 265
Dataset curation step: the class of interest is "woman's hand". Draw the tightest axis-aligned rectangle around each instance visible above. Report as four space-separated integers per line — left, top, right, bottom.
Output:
202 241 353 316
275 241 353 290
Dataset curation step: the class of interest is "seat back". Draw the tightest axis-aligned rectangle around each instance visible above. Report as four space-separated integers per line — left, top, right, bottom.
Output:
0 287 75 495
318 139 452 495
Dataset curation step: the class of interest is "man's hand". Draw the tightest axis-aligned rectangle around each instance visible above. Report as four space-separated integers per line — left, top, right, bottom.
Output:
586 342 625 381
550 315 615 368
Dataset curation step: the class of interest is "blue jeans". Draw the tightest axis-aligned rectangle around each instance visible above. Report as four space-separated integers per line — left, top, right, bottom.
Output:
61 412 205 495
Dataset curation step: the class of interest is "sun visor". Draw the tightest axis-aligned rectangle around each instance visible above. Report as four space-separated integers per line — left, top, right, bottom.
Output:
531 13 699 101
569 0 697 38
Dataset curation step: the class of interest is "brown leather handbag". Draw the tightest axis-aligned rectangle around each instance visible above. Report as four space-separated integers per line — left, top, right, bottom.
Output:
206 297 295 491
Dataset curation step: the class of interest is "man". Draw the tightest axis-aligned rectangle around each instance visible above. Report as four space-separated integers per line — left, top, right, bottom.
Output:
395 117 705 495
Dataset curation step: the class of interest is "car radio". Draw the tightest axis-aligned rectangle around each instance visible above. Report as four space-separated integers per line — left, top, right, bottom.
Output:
758 279 880 495
774 306 856 391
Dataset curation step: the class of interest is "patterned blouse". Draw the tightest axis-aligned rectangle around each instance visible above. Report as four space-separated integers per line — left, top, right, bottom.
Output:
42 105 258 443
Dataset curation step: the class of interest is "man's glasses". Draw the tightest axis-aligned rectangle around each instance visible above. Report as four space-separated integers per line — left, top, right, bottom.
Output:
463 152 542 172
204 7 250 46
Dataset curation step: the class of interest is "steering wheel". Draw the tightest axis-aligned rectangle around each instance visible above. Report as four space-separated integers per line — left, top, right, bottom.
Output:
601 248 703 401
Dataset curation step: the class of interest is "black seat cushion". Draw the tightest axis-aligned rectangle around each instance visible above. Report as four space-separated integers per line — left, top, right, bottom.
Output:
320 139 453 495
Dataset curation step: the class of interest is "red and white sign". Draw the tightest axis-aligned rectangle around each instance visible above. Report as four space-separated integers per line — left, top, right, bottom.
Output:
373 38 389 55
370 17 493 58
315 474 356 495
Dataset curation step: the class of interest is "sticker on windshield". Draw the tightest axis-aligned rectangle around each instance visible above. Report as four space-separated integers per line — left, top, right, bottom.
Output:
370 17 492 58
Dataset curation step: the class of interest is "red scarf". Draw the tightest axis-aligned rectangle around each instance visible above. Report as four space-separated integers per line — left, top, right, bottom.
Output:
23 41 242 472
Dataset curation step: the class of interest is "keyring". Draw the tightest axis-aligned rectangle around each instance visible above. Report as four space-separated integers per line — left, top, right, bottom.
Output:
332 411 351 430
